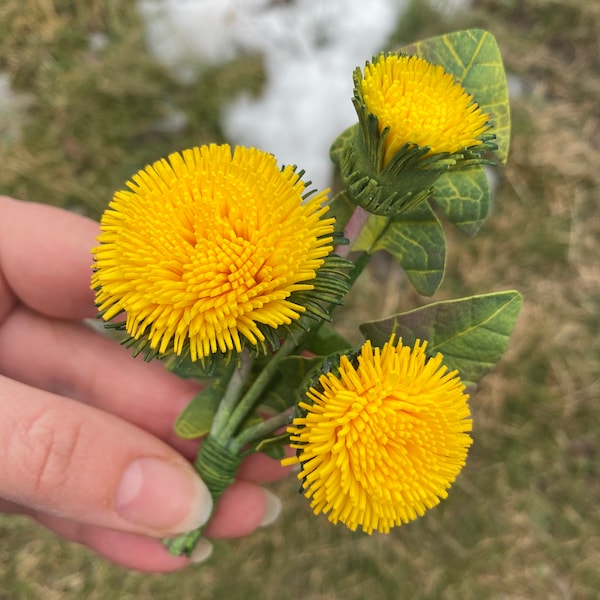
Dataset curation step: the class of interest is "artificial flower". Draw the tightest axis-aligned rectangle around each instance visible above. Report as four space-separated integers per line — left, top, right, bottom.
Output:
92 144 335 361
331 52 496 216
284 336 472 534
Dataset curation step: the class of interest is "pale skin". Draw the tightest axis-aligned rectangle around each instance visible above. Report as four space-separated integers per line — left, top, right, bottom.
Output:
0 196 289 572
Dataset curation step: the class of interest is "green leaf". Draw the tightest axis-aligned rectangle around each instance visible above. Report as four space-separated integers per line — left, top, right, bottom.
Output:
355 202 446 296
402 29 511 164
257 355 323 415
359 290 523 386
254 432 290 460
174 382 225 439
258 446 286 460
432 166 490 236
305 323 354 356
174 360 238 439
352 212 389 253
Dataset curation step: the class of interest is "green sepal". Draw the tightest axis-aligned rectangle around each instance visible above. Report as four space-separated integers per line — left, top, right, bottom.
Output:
331 119 464 218
291 347 362 430
432 166 490 236
279 249 354 342
359 290 523 386
163 351 230 380
401 28 510 164
174 361 237 439
330 123 354 170
354 201 446 296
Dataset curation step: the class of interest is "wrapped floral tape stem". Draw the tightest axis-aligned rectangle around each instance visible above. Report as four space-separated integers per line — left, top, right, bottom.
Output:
164 437 243 556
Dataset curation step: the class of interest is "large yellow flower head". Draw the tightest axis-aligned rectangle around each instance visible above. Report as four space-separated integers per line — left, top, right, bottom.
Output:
92 144 336 361
284 336 472 534
360 53 491 165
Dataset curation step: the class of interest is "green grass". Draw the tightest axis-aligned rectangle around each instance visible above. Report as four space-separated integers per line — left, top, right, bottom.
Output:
1 0 599 598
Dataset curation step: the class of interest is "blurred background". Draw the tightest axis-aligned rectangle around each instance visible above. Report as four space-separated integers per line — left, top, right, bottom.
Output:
1 0 599 598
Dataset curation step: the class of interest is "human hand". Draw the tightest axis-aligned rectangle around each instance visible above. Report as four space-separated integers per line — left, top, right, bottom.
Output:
0 196 288 572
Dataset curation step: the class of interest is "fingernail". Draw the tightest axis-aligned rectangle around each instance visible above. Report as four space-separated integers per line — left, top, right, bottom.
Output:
259 489 282 527
189 538 214 564
116 457 213 535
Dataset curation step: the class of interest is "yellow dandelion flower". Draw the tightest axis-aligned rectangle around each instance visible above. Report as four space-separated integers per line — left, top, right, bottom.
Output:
360 53 490 165
283 336 472 534
92 144 336 361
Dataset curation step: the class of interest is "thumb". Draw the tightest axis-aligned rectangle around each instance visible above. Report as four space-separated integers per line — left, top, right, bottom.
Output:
0 375 213 537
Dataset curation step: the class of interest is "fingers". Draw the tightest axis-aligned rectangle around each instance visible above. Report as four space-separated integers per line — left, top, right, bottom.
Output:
3 481 281 571
0 196 98 320
0 305 293 482
0 373 285 570
31 515 194 573
203 481 282 538
0 305 200 454
33 483 282 560
0 259 15 325
0 375 213 539
238 452 292 484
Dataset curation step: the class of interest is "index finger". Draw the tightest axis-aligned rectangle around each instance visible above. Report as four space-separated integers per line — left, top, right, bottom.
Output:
0 196 98 320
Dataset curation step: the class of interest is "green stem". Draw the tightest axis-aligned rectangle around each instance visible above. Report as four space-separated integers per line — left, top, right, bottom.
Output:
230 406 295 454
163 527 203 557
210 350 254 442
163 435 243 557
219 337 298 442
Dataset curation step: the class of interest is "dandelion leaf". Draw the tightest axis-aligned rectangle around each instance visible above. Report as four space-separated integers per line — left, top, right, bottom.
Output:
304 323 354 356
174 375 232 439
354 201 446 296
432 166 491 236
360 290 523 386
257 356 323 415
